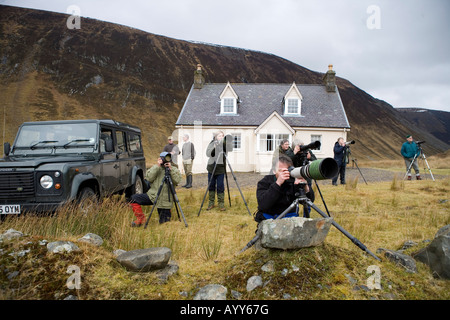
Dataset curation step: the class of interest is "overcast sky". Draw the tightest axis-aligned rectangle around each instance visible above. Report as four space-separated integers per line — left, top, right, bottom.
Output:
2 0 450 112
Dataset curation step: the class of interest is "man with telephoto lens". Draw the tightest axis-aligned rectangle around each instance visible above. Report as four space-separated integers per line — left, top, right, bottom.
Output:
401 134 421 180
254 155 312 223
206 131 226 211
332 137 348 186
129 153 181 226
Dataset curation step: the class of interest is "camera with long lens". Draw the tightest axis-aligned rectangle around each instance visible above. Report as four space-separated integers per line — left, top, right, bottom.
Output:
288 158 338 181
159 152 172 166
345 140 356 146
295 141 321 166
416 140 425 145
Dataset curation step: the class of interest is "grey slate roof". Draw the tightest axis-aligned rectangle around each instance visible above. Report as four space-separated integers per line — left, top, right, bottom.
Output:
176 83 350 128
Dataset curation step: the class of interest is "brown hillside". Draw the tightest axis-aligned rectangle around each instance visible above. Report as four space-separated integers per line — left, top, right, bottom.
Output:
1 5 448 161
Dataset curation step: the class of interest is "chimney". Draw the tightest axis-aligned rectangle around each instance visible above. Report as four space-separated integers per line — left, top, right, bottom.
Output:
194 64 205 89
323 64 336 92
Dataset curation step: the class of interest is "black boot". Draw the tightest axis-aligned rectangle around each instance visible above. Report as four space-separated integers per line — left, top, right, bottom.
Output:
185 175 192 188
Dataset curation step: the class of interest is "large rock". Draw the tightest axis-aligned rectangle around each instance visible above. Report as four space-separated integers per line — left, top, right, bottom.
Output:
116 247 171 272
258 217 333 250
413 225 450 279
380 248 417 273
0 229 24 241
77 233 103 246
47 241 80 253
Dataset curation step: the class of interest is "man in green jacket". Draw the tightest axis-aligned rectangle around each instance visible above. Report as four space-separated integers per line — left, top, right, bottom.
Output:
129 153 182 226
401 135 421 180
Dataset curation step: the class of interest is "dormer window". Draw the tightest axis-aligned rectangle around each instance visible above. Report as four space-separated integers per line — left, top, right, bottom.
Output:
283 82 302 116
219 82 239 115
221 97 237 114
286 99 299 114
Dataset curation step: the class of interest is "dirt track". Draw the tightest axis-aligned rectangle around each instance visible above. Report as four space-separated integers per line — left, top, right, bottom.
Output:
180 167 441 190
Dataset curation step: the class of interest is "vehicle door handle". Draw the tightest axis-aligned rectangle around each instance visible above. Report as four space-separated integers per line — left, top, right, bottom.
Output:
114 164 119 169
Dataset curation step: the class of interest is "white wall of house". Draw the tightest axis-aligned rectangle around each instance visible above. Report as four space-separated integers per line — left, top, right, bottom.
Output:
175 124 349 174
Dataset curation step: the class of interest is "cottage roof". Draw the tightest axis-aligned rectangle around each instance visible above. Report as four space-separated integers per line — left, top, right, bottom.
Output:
176 83 350 128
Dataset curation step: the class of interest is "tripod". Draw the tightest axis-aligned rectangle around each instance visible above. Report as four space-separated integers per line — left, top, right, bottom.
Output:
144 166 188 229
239 187 380 261
346 147 368 185
198 151 251 216
403 144 435 181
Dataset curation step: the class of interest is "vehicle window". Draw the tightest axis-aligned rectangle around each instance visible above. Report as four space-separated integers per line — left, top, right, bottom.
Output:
116 131 126 153
128 133 142 152
13 123 96 155
100 129 114 153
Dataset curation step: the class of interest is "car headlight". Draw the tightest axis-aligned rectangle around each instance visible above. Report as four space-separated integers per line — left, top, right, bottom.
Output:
40 175 54 189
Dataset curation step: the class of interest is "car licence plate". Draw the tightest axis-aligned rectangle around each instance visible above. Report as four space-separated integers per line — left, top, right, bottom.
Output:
0 205 21 214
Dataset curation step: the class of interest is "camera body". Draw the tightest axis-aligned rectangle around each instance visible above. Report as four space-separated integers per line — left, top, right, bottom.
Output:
294 141 321 167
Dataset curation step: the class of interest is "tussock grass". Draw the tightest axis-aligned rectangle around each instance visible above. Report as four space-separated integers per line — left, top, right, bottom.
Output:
1 168 450 300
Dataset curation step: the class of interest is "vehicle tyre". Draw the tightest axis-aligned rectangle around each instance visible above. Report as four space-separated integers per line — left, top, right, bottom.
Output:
77 187 97 214
126 175 144 198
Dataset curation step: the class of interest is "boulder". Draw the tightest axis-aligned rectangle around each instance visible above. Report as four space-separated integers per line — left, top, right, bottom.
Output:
0 229 24 241
413 225 450 279
380 248 417 273
257 217 333 250
194 284 227 300
77 233 103 246
47 241 80 254
116 247 171 272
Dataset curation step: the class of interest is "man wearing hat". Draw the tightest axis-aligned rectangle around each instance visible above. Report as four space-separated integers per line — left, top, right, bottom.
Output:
401 135 421 180
163 136 180 168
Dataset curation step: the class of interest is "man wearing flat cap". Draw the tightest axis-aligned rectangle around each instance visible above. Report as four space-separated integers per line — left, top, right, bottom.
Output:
401 135 421 180
163 136 180 168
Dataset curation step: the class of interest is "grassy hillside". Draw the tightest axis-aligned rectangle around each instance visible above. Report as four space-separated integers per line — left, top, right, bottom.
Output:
1 5 448 162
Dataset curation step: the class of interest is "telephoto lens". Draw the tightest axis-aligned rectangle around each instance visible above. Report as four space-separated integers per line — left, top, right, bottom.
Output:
288 158 338 180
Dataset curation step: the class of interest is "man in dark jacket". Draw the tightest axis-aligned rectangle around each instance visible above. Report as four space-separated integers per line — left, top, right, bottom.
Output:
254 155 312 223
332 137 348 186
163 136 180 168
206 131 226 211
401 135 421 180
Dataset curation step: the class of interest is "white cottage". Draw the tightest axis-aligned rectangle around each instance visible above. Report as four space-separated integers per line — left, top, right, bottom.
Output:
175 65 350 174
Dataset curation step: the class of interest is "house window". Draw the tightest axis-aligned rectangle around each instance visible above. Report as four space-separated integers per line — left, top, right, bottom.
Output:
232 133 241 150
310 134 322 152
259 133 290 152
221 98 236 114
285 98 301 115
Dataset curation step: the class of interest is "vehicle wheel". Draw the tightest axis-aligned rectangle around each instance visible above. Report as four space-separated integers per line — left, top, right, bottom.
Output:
77 187 97 214
134 175 144 194
126 175 144 199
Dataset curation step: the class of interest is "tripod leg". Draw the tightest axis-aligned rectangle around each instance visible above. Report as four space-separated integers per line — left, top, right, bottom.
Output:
353 159 368 185
198 158 220 216
314 180 331 217
308 201 380 261
422 153 435 181
166 177 188 227
143 177 166 229
403 154 417 180
224 154 252 216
